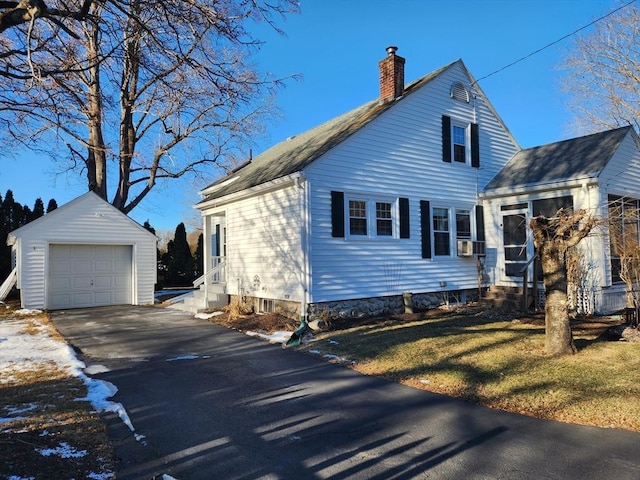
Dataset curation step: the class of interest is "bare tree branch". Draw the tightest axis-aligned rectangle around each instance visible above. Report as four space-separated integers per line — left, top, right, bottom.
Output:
0 0 300 214
563 2 640 135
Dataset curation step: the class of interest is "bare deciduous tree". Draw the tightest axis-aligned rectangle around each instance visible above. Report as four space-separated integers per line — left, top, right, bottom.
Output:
530 208 597 356
0 0 299 213
0 0 92 34
563 2 640 134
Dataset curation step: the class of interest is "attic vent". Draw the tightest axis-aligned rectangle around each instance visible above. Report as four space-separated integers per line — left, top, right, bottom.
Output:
450 82 470 103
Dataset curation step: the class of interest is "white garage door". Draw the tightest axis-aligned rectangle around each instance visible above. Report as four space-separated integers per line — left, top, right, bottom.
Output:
48 244 132 309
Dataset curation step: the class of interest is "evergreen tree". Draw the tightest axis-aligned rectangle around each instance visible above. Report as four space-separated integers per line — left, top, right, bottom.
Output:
2 190 20 231
32 198 45 221
46 199 58 213
21 205 32 224
163 223 195 286
0 192 8 280
194 233 204 278
142 220 163 289
0 192 60 281
142 220 156 235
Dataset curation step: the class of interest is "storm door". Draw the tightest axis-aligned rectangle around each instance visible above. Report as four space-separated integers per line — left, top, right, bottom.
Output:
501 205 528 279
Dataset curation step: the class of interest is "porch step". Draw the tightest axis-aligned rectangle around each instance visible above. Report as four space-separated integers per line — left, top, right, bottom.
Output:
483 286 537 312
167 283 229 314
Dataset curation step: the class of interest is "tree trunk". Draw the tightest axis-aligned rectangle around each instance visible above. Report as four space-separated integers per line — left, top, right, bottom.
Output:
86 12 107 200
539 245 578 355
530 209 595 356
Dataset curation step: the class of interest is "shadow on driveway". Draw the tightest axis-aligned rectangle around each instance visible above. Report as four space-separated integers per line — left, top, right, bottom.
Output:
52 306 640 480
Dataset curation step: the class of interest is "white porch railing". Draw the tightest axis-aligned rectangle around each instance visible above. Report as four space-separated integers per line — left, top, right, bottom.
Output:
193 257 226 288
0 267 17 301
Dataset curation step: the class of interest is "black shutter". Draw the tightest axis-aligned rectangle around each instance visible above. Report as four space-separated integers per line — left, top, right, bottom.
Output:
420 200 432 259
399 197 410 238
215 224 221 256
331 191 345 238
474 205 485 255
442 115 452 163
471 122 480 168
475 205 485 242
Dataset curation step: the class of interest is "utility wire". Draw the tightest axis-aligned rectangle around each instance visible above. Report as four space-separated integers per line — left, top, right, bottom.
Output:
472 0 637 86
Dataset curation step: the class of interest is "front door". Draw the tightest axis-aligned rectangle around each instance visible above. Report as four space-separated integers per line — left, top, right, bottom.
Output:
212 220 226 282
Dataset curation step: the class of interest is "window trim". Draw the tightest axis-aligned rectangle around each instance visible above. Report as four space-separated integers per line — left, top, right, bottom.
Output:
432 206 451 256
344 194 399 240
456 208 472 240
348 198 368 236
429 206 477 258
451 122 469 164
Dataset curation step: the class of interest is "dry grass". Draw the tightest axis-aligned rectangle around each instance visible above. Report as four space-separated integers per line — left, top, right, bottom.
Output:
293 308 640 432
0 302 115 480
207 305 640 432
212 309 299 333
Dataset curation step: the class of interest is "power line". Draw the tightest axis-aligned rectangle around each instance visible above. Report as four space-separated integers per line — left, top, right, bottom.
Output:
472 0 637 86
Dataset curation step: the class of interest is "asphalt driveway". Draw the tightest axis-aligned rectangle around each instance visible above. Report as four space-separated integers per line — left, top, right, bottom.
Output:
51 305 640 480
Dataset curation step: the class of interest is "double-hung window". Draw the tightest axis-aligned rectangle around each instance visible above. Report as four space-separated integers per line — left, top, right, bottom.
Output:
430 207 474 257
347 197 395 238
376 202 393 236
452 125 467 163
349 199 368 236
433 207 450 256
456 209 471 240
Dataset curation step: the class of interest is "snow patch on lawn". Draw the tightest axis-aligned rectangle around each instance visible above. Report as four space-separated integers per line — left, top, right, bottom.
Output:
195 311 224 320
0 310 136 479
37 442 88 458
245 330 293 344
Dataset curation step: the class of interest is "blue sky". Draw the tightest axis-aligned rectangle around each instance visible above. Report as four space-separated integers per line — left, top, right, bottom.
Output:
0 0 622 232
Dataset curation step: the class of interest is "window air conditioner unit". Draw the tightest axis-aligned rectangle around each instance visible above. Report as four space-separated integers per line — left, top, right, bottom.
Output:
473 241 486 256
457 239 474 257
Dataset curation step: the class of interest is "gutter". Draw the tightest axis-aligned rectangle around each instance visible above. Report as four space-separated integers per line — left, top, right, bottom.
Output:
194 173 302 212
480 177 599 200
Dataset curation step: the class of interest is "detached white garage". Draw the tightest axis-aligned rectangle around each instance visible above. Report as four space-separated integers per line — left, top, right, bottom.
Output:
7 192 157 310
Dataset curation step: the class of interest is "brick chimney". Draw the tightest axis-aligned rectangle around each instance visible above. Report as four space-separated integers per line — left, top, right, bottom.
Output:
378 46 405 103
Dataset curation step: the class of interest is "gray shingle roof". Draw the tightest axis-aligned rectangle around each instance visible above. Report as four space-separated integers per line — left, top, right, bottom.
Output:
196 61 458 204
485 126 632 191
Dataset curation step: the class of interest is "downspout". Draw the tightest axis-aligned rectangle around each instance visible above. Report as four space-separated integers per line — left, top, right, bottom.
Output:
298 175 309 322
286 174 310 347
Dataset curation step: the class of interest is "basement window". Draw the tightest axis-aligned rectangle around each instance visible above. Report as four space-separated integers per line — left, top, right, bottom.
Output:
259 298 275 314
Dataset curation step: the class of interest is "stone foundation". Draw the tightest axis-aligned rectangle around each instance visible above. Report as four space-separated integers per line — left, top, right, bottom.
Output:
308 289 478 321
235 289 480 322
236 295 302 320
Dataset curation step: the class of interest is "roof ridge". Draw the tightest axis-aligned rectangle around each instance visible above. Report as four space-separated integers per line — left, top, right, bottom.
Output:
522 125 632 151
198 60 462 202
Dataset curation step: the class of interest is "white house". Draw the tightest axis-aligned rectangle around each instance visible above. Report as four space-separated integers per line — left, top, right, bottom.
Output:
482 126 640 314
5 191 157 310
194 47 520 319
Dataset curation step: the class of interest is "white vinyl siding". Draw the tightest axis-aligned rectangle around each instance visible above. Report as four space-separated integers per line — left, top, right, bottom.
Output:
222 184 304 303
303 62 518 302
